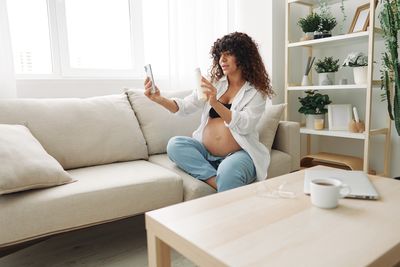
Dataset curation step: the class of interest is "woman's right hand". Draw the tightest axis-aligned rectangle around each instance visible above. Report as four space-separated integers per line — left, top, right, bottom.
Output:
144 77 161 102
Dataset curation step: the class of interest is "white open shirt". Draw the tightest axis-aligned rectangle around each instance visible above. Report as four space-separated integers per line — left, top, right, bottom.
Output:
171 76 270 181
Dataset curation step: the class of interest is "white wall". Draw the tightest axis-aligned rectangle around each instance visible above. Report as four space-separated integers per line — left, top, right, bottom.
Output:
230 0 285 104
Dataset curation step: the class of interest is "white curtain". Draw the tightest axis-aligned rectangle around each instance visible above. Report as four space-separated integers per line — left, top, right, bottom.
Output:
142 0 229 91
168 0 229 90
0 0 17 98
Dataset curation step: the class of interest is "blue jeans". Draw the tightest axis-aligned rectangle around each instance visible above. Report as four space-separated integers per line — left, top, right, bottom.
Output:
166 136 256 192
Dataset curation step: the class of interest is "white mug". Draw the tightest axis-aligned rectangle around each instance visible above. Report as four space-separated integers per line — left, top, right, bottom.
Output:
310 178 351 209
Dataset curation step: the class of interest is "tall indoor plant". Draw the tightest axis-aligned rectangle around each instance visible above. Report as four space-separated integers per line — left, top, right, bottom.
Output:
379 0 400 135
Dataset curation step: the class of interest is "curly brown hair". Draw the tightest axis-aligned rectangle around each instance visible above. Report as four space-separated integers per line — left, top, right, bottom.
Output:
209 32 274 98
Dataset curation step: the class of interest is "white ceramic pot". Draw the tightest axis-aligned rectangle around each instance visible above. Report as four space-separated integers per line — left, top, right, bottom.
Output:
300 32 314 41
353 66 368 85
306 114 325 129
301 75 311 86
318 72 335 85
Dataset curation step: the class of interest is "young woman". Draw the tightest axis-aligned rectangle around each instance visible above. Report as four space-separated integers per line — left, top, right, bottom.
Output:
144 32 274 192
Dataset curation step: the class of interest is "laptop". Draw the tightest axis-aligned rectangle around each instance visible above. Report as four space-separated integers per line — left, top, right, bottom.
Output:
304 168 379 200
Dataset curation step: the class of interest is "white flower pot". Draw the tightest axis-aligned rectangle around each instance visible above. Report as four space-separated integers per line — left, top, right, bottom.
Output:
318 72 335 85
300 32 314 41
306 114 325 129
301 75 311 86
353 66 368 85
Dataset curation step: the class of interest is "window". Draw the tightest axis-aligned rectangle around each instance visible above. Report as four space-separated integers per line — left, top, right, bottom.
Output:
64 0 132 70
6 0 229 79
7 0 52 74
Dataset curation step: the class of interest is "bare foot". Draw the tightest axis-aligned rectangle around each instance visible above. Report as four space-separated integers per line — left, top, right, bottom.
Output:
205 176 217 190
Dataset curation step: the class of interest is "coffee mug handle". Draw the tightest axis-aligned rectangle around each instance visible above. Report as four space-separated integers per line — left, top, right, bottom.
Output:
339 184 351 198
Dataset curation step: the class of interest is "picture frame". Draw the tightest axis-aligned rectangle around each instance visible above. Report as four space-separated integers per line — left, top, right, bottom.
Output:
328 104 352 131
348 1 377 33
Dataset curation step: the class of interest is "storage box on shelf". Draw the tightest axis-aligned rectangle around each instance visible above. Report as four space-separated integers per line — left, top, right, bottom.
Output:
284 0 391 176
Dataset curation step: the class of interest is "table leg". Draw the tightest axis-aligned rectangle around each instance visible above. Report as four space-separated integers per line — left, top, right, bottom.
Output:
147 230 171 267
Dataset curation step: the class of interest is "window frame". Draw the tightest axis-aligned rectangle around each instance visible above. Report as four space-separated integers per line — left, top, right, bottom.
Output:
15 0 145 79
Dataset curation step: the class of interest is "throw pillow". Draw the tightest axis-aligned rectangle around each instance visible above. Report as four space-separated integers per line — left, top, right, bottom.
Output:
0 94 148 170
0 124 74 195
125 89 202 155
257 103 287 151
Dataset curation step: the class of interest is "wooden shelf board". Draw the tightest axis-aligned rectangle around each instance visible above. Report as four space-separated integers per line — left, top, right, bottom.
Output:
370 128 388 135
300 127 366 139
288 0 342 6
372 80 381 86
288 84 367 91
288 31 369 48
300 152 364 171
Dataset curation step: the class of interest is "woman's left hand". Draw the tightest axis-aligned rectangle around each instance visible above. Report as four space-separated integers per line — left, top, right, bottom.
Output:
201 77 218 106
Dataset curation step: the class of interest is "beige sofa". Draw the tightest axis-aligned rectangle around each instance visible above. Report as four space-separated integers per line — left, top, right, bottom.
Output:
0 90 300 248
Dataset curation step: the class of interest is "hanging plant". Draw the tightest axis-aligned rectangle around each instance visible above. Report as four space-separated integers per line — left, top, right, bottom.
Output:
379 0 400 135
315 0 337 38
338 0 347 34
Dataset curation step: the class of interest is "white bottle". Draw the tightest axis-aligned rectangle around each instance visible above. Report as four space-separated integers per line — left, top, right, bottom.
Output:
195 68 207 101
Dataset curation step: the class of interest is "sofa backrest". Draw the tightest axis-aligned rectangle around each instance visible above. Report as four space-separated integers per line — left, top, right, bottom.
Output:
125 89 201 155
0 94 148 170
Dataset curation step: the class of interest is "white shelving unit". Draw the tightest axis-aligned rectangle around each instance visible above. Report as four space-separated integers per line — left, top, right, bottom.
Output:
284 0 391 175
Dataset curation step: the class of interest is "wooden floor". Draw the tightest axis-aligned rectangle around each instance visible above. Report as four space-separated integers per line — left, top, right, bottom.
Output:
0 215 195 267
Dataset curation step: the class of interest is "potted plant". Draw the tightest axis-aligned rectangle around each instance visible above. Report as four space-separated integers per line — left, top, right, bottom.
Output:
317 16 337 38
379 0 400 136
314 0 337 38
315 56 340 85
342 52 368 85
298 90 332 129
298 13 321 41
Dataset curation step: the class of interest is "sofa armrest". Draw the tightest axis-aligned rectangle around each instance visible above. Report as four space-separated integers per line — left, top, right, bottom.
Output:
271 121 300 172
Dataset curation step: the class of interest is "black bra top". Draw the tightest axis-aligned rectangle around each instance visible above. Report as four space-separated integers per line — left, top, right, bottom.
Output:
209 102 232 118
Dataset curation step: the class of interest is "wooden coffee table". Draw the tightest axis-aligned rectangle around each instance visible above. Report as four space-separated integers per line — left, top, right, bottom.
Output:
145 166 400 267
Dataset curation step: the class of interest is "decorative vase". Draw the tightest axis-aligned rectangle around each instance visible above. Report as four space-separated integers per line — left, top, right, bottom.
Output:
353 66 368 85
301 75 311 86
318 72 335 85
306 114 325 129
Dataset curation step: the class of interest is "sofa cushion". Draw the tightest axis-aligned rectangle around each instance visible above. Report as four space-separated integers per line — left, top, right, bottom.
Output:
0 94 148 170
0 161 183 247
268 149 292 178
0 124 74 195
149 154 216 201
257 103 286 151
125 89 202 155
149 151 291 199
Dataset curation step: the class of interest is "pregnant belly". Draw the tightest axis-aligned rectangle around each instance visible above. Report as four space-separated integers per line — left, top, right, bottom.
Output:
202 118 241 156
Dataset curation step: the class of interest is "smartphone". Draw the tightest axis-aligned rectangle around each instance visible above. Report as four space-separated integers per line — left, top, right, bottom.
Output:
144 64 156 94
